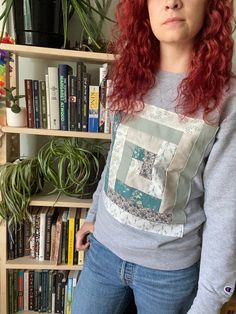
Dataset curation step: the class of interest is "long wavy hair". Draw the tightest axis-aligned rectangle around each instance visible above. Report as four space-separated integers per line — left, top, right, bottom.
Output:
109 0 235 120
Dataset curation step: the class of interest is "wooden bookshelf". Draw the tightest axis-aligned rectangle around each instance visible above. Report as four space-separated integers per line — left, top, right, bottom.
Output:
0 43 115 63
2 126 111 140
0 45 113 314
30 193 92 208
5 257 83 271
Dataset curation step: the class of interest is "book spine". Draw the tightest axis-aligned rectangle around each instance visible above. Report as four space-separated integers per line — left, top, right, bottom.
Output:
17 270 24 311
23 270 29 311
68 215 75 266
45 74 51 129
13 270 18 313
33 79 41 128
48 67 60 130
34 271 39 311
39 211 47 261
28 270 34 311
7 224 15 260
66 277 73 314
24 219 31 256
8 270 14 314
88 85 99 132
45 208 54 261
24 79 34 128
98 64 108 132
30 211 37 258
58 64 72 131
68 75 78 131
104 79 112 134
81 72 91 132
17 224 24 258
39 80 48 129
76 62 86 131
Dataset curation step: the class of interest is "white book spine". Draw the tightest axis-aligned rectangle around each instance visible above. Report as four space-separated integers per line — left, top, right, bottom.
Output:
23 270 29 310
39 211 47 261
45 74 51 129
48 67 60 129
104 79 112 134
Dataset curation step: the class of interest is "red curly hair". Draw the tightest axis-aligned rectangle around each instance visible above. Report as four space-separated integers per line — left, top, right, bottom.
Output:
109 0 235 120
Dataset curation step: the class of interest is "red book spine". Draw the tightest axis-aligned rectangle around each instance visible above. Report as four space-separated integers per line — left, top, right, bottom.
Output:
24 79 35 128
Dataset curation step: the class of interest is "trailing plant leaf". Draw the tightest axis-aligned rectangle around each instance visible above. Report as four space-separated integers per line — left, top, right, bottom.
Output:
0 158 44 227
38 137 106 198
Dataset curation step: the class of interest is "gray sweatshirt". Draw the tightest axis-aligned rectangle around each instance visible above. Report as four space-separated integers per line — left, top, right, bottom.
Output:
86 71 236 314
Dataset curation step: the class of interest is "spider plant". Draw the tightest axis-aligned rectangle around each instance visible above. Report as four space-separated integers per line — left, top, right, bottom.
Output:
37 137 106 198
0 0 114 50
0 157 44 227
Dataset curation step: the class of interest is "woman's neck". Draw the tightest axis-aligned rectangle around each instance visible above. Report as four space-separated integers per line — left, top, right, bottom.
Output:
159 43 193 74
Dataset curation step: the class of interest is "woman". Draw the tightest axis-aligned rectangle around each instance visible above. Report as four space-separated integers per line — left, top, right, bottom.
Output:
72 0 236 313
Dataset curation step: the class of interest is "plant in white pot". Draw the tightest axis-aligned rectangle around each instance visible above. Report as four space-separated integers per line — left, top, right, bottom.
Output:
0 86 26 127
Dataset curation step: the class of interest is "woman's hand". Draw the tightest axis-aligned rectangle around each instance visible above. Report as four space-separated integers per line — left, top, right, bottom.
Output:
76 221 94 251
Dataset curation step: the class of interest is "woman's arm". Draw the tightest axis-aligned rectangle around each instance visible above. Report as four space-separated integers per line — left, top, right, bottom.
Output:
188 89 236 314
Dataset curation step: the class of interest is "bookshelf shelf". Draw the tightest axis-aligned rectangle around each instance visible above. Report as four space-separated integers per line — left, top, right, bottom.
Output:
0 43 115 63
6 257 83 271
2 126 112 140
30 193 92 208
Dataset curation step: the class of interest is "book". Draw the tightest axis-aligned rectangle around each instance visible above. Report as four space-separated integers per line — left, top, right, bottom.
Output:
30 207 38 259
73 210 80 264
24 219 31 256
48 67 60 130
8 270 14 314
78 209 87 265
24 79 35 128
67 208 77 266
58 64 73 130
17 270 24 311
61 209 69 264
39 80 48 129
7 224 15 260
81 72 91 132
44 207 56 261
28 270 34 311
98 64 108 132
45 74 51 129
104 79 112 134
88 85 99 132
39 207 48 262
55 270 69 313
68 75 78 131
32 79 41 128
17 224 24 258
23 270 29 311
54 211 63 264
76 62 86 131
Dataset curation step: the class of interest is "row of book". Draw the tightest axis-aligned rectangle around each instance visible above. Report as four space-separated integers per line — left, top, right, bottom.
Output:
8 269 81 314
8 207 88 266
24 62 111 133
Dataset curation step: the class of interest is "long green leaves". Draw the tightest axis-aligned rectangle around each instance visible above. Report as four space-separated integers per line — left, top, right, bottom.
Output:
0 158 44 227
38 137 105 198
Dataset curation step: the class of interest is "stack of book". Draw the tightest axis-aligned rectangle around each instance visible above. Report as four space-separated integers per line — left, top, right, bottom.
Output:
7 207 88 266
24 63 111 133
8 269 81 313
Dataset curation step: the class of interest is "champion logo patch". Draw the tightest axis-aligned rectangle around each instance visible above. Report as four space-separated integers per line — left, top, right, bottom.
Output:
224 286 233 295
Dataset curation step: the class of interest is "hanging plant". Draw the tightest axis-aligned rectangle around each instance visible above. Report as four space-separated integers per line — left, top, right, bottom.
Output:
38 137 106 198
0 157 44 226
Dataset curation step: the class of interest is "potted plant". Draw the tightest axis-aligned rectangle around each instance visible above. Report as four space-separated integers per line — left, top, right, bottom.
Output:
0 86 26 127
0 0 114 51
37 137 106 198
0 157 44 226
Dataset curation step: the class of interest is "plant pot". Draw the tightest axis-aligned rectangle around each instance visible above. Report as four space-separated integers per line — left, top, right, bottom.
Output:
6 107 27 127
13 0 64 48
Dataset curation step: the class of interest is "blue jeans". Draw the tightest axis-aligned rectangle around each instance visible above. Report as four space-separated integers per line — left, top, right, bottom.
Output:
71 234 199 314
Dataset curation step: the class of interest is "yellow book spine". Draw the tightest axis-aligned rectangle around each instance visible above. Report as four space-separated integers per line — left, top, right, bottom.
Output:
68 217 75 266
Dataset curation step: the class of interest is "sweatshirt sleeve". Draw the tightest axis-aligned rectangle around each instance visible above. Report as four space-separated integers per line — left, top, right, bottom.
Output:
187 91 236 314
85 165 106 223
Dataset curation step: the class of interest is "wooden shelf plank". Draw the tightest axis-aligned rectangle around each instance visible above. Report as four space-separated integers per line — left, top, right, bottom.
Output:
6 257 83 270
30 193 92 208
0 43 115 63
2 126 111 140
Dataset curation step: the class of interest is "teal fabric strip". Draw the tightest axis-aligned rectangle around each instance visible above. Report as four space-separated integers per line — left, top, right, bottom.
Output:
115 179 161 211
